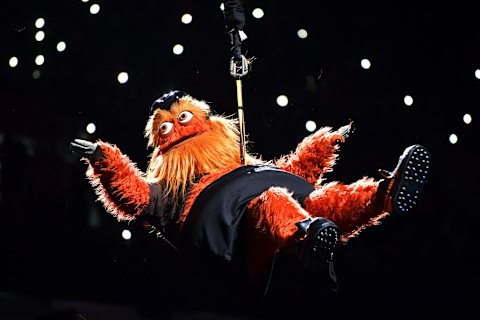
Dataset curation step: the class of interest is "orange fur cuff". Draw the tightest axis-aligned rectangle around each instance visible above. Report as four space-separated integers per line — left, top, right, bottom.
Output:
84 141 150 221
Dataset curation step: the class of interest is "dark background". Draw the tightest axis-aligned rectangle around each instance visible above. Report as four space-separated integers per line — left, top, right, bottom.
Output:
0 1 478 319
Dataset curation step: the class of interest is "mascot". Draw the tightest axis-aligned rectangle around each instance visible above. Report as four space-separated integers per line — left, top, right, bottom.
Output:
70 90 431 297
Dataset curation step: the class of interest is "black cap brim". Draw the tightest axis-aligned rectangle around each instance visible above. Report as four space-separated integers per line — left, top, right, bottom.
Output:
150 90 188 114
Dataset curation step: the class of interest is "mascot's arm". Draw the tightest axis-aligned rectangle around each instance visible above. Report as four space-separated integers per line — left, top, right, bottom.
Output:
274 126 342 186
84 141 151 222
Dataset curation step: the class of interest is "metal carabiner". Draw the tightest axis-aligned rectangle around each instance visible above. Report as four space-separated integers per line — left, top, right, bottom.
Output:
230 55 250 78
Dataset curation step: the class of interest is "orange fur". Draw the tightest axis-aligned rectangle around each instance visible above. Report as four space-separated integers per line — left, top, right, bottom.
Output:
244 187 312 291
145 94 262 204
80 92 395 292
303 177 386 243
85 141 149 221
247 187 311 248
275 126 339 186
146 100 211 154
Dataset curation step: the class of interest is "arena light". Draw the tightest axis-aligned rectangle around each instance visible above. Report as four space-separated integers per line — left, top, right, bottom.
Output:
35 55 45 66
173 44 184 55
81 0 90 2
86 123 96 134
56 41 66 52
90 4 100 15
276 94 289 107
9 57 18 68
463 113 472 124
220 3 225 11
449 133 458 144
252 8 264 19
117 71 129 84
32 70 41 79
404 95 413 106
35 30 45 41
361 58 371 69
305 75 316 91
297 29 308 39
181 13 193 24
122 229 132 240
35 18 45 28
305 120 317 132
475 69 480 80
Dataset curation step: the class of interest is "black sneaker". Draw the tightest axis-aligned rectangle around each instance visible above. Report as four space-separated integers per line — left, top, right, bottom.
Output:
298 218 339 272
378 144 432 215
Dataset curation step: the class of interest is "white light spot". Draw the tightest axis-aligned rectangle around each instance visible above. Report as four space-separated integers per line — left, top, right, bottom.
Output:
35 18 45 28
297 29 308 39
305 120 317 132
252 8 264 19
361 58 371 69
449 133 458 144
35 30 45 41
463 113 472 124
404 95 413 106
173 44 184 55
122 229 132 240
181 13 193 24
86 123 96 134
82 0 90 2
475 69 480 80
90 4 100 14
56 41 66 52
35 55 45 66
220 3 225 11
117 71 129 84
9 57 18 68
276 95 289 107
32 70 41 79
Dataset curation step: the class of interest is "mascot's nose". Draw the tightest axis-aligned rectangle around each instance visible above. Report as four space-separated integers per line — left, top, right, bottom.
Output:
150 90 188 113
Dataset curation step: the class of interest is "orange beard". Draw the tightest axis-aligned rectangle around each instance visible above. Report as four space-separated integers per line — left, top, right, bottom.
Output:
145 115 261 202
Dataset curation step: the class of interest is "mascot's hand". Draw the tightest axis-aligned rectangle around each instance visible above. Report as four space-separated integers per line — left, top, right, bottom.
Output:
70 139 103 162
331 120 355 144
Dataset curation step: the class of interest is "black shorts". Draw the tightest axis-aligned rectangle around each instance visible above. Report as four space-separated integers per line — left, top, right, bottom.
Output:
180 165 314 262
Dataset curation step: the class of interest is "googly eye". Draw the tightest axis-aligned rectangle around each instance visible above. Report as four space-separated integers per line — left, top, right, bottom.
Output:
159 122 173 135
178 111 193 123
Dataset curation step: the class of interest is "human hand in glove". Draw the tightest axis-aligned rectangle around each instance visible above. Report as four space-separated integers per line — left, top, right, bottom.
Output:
69 139 103 162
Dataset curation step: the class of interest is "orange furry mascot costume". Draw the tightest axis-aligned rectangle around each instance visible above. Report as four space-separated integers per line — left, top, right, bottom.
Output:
70 90 431 296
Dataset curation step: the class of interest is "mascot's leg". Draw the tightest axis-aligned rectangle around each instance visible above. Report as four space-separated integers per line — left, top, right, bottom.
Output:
245 187 339 290
304 177 383 243
304 144 431 243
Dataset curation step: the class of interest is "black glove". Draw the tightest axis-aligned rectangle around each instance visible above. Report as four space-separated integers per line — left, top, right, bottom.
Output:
69 139 103 162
